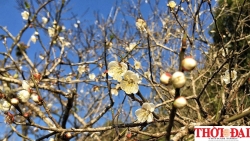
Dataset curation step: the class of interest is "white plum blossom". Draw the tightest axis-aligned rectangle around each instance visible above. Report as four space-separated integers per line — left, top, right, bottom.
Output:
39 54 45 60
111 88 118 96
135 103 155 123
31 94 40 103
34 31 39 36
115 84 120 89
89 73 96 80
136 18 147 32
42 17 48 25
18 90 30 103
167 1 176 9
105 41 113 49
48 27 55 37
134 60 141 69
21 11 29 20
0 99 11 112
144 71 151 79
77 65 86 75
108 61 128 82
62 26 66 31
126 42 137 52
22 80 30 91
74 23 78 28
120 70 140 94
222 70 237 84
30 35 36 43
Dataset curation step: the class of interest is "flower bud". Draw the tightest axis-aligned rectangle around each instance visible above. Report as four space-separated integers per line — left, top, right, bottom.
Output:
31 94 43 105
31 94 40 103
181 57 197 71
10 98 19 105
173 96 187 108
169 89 175 95
33 73 42 82
13 73 19 79
168 1 176 9
23 112 29 118
64 132 72 139
171 71 186 88
18 90 30 103
160 72 172 85
126 131 132 138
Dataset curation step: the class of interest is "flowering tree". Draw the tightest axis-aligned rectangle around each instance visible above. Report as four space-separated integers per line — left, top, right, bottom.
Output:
0 0 250 141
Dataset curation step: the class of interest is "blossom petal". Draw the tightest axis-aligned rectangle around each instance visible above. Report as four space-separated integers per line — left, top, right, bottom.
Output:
135 108 148 123
142 103 155 112
147 113 154 122
0 100 11 112
108 61 127 81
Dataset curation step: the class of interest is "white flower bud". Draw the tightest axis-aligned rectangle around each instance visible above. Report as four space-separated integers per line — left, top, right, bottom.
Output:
0 100 11 112
171 71 186 88
21 11 29 20
18 90 30 103
181 57 197 71
168 1 176 9
111 89 118 96
31 94 41 103
64 132 72 139
30 35 36 44
22 80 30 91
11 98 19 105
42 17 48 25
173 96 187 108
34 31 39 36
160 72 172 85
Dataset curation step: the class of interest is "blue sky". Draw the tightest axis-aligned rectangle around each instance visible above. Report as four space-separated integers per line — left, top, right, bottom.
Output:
0 0 116 34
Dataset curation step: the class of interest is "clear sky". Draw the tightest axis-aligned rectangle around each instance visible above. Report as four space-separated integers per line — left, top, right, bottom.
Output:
0 0 116 34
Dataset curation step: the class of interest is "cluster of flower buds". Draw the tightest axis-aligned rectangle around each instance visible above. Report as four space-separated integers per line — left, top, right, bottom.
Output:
160 57 197 108
160 71 186 88
17 79 43 104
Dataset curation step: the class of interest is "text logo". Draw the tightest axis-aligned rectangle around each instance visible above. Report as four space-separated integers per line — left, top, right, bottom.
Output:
194 126 250 141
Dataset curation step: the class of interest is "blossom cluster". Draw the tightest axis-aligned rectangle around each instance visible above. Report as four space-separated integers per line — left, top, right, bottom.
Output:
107 61 156 123
222 70 237 84
108 61 141 94
0 80 43 113
159 57 198 109
21 10 70 48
